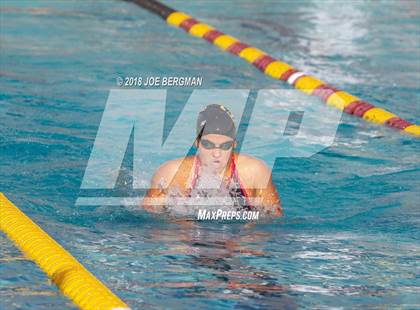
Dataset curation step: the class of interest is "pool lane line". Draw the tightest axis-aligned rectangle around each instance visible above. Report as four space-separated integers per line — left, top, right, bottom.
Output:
126 0 419 136
0 193 130 310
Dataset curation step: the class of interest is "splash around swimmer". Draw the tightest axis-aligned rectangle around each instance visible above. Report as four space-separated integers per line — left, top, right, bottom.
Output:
141 104 283 218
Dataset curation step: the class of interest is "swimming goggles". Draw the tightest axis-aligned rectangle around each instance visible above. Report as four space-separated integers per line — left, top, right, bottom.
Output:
200 139 234 150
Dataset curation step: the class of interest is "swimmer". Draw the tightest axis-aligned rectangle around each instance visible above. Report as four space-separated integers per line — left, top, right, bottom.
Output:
141 104 283 217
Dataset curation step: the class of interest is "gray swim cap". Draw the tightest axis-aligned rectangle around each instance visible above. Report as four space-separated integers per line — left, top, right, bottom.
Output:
196 104 236 139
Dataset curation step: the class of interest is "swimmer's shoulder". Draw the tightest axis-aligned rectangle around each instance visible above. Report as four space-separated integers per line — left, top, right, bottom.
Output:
234 153 269 171
152 156 195 186
234 153 273 186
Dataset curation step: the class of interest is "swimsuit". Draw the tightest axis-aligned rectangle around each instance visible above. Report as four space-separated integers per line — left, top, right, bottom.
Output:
188 155 253 210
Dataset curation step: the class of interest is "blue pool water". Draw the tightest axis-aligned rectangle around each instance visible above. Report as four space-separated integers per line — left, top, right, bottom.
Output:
1 0 419 309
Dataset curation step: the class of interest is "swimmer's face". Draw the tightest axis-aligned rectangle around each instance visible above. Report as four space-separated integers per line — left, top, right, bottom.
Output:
196 134 235 173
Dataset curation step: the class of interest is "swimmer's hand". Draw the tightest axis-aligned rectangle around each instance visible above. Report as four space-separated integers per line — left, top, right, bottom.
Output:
142 202 165 213
141 187 168 213
141 159 183 213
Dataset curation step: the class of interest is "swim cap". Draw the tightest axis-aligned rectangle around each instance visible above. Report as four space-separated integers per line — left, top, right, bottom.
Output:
196 104 236 139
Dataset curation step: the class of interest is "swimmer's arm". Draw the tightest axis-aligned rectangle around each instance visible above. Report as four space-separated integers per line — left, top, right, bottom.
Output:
252 162 283 217
141 160 178 213
141 177 167 213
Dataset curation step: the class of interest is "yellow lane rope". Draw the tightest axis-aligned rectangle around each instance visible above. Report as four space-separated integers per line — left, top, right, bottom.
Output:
0 193 130 310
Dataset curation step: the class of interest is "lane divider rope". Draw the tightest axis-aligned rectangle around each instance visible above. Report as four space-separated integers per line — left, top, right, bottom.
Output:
0 193 130 310
127 0 419 136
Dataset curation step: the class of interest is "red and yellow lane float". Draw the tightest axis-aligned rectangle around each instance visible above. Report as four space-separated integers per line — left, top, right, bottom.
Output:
0 193 130 310
128 0 419 136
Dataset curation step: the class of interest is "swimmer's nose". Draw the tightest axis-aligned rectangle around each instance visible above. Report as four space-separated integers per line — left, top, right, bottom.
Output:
212 148 221 158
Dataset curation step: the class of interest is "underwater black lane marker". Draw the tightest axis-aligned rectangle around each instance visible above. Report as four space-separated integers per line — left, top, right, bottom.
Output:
125 0 419 136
